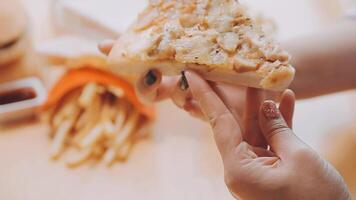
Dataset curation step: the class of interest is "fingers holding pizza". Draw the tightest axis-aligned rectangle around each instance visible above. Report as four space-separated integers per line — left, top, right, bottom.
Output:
99 41 204 119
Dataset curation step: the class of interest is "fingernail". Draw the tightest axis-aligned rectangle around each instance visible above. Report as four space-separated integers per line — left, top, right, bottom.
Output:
144 70 157 86
179 71 189 91
262 101 280 120
98 40 114 53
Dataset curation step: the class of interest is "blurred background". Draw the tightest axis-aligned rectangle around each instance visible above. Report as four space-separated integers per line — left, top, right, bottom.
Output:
0 0 355 199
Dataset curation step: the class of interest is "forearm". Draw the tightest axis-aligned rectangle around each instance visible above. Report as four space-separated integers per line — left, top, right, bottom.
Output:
283 20 356 99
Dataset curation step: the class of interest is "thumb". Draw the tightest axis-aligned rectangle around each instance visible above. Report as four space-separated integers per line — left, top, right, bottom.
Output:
259 100 303 159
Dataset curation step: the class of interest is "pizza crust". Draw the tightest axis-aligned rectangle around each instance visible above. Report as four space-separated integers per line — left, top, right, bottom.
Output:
109 51 295 91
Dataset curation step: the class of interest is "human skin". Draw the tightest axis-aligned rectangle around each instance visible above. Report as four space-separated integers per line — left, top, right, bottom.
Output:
183 71 351 200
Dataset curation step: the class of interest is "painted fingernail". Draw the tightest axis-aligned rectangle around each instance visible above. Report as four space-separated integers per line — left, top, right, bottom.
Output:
98 40 114 54
144 70 157 86
262 101 280 120
179 71 189 91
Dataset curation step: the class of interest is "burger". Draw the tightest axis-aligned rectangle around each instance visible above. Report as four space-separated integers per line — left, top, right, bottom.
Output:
0 0 29 67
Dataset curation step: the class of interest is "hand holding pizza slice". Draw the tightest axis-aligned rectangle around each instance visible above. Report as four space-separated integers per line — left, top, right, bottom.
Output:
107 0 295 91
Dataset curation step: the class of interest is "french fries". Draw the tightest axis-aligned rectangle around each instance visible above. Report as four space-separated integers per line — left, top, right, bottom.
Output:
50 119 74 160
48 82 150 168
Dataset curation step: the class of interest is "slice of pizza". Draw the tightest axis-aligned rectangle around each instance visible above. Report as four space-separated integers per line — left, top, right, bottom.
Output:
108 0 295 91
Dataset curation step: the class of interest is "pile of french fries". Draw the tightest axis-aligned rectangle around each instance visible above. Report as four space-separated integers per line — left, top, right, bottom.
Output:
48 82 150 168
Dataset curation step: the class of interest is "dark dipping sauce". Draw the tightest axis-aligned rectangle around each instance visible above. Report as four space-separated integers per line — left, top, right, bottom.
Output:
0 88 37 105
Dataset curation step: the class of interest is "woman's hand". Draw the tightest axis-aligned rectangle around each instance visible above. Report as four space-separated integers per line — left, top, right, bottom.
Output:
185 71 351 200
